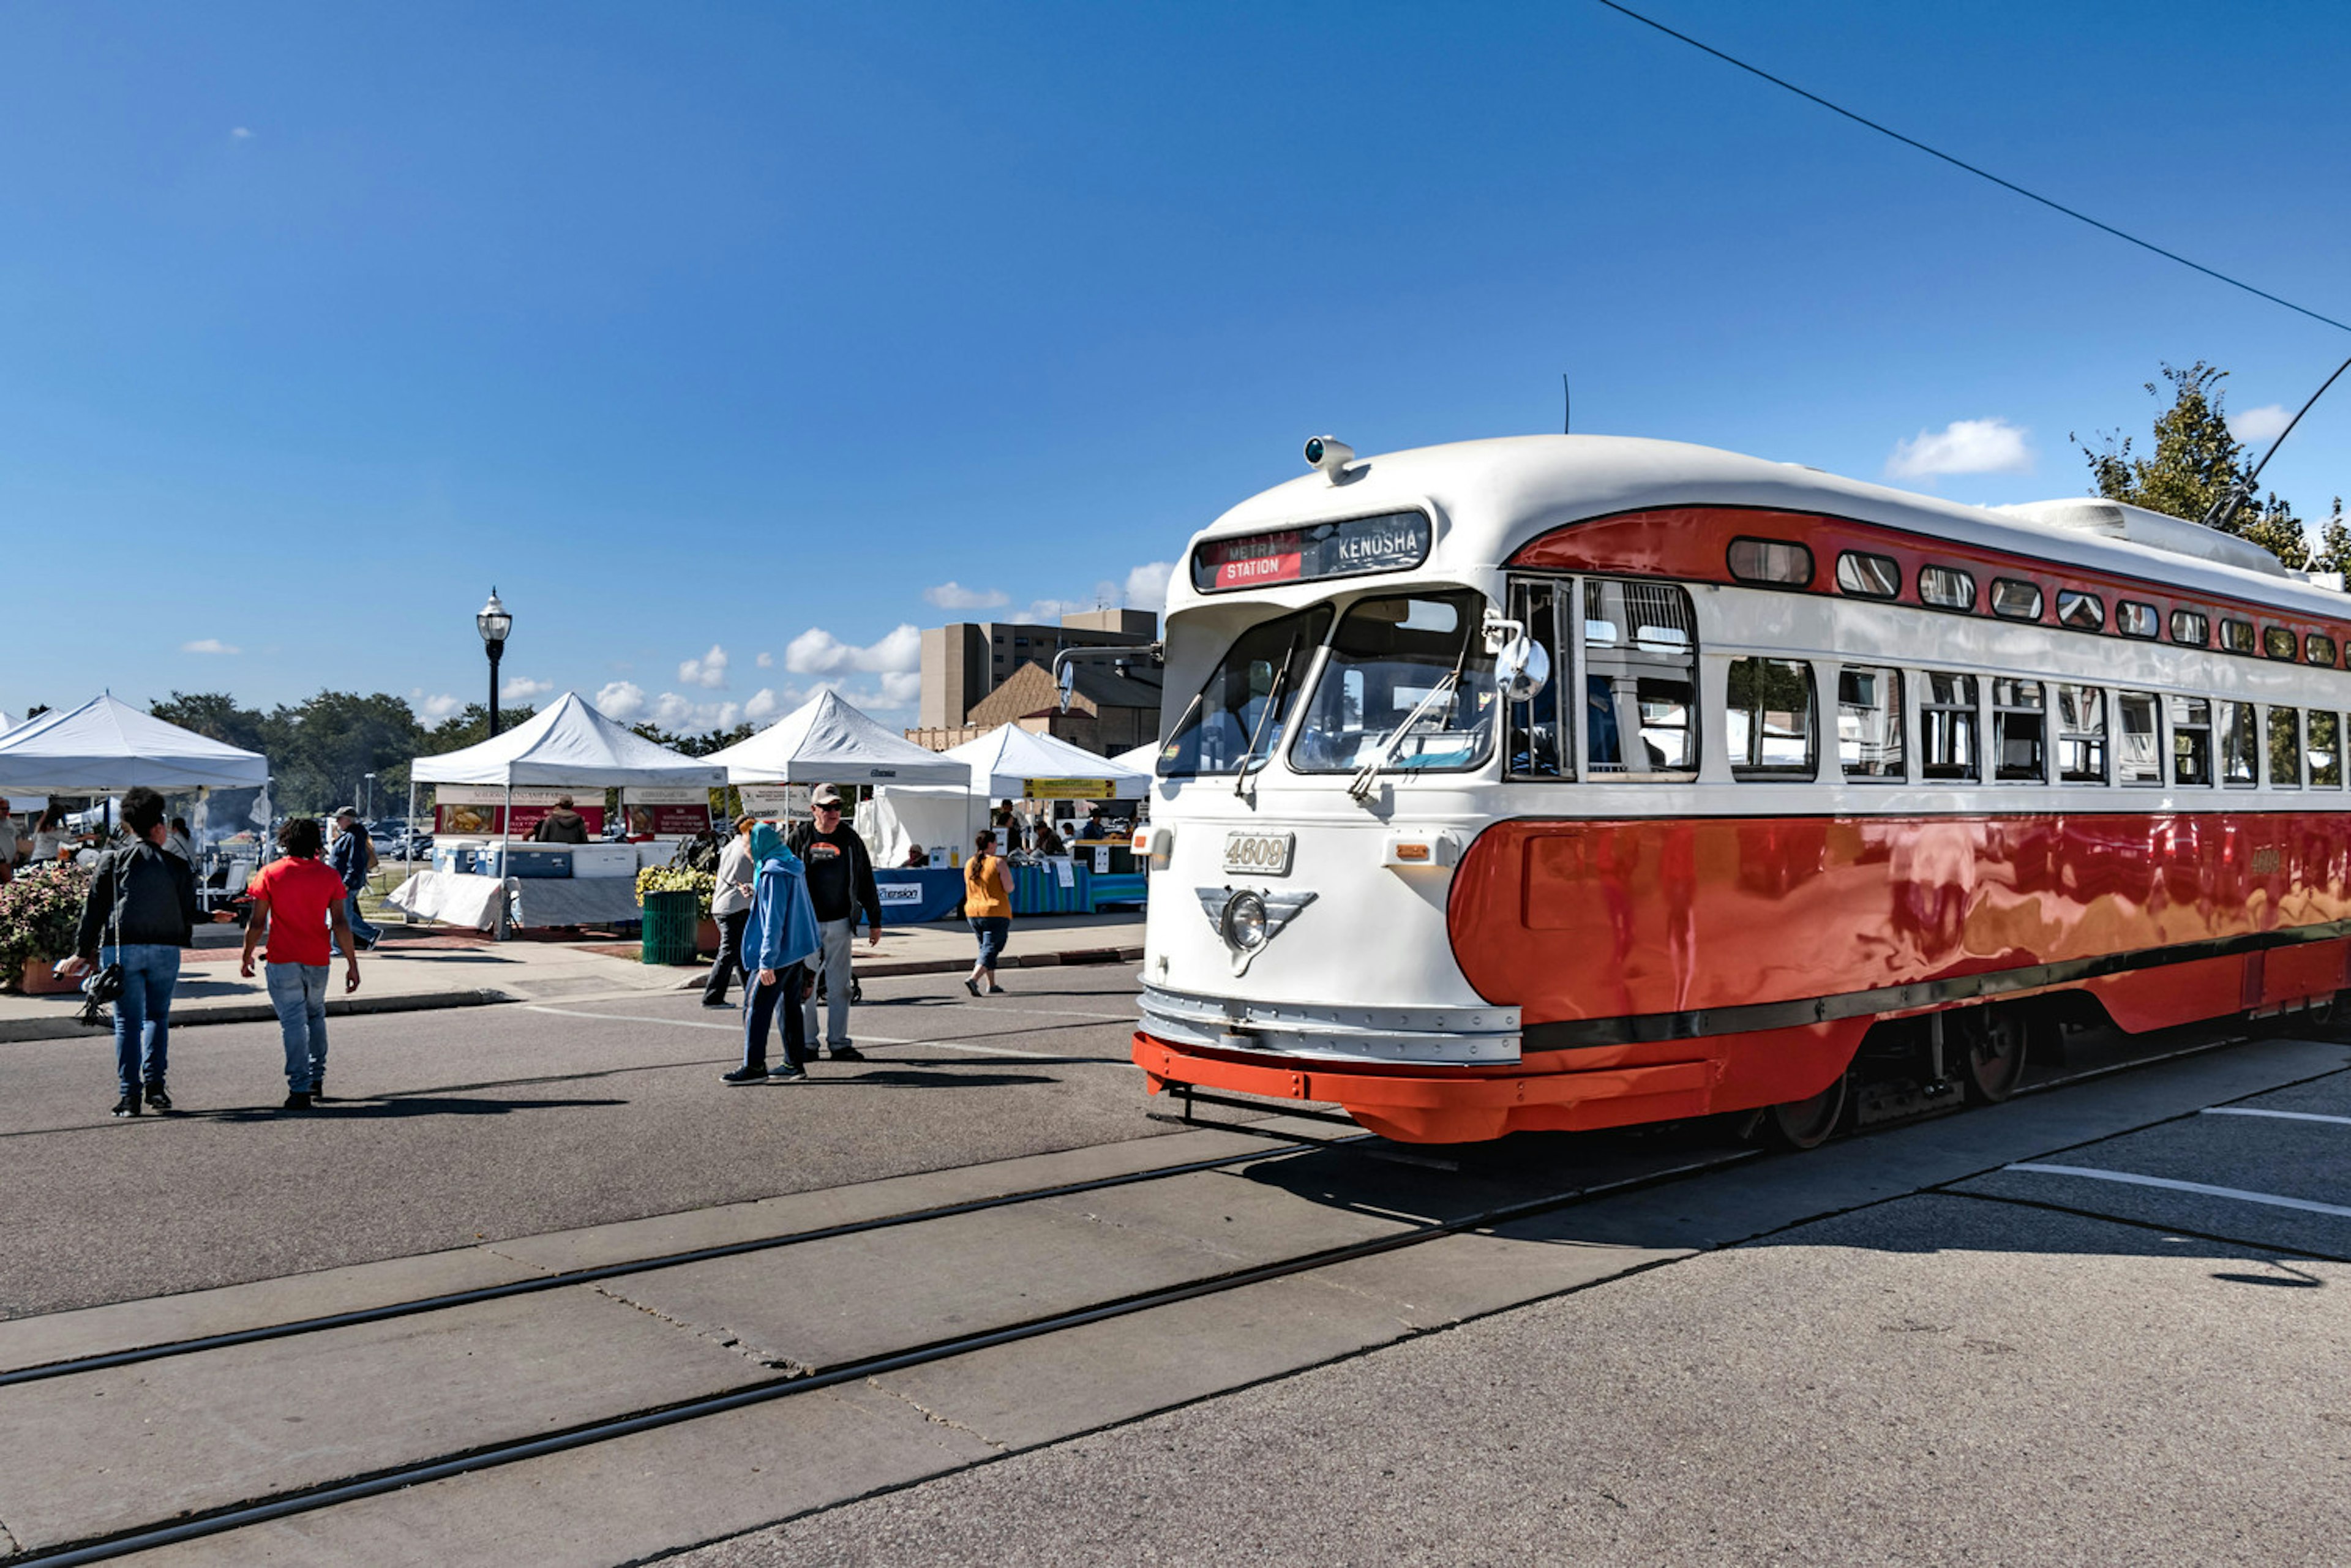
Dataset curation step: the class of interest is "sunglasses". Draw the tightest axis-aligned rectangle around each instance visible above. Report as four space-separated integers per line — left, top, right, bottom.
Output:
813 801 842 812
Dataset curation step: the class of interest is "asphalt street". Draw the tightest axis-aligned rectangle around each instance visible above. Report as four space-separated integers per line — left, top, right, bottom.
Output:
0 967 1159 1318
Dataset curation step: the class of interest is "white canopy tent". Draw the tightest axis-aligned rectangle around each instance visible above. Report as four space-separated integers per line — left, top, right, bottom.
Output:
405 692 724 937
860 725 1151 868
1109 742 1160 795
705 690 970 788
943 724 1153 800
0 694 269 794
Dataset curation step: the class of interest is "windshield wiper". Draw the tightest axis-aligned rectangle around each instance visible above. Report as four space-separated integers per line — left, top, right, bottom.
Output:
1346 636 1475 802
1232 640 1300 797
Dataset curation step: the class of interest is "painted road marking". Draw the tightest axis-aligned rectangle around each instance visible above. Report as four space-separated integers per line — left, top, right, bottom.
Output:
2005 1162 2351 1220
2202 1106 2351 1127
518 1004 1081 1060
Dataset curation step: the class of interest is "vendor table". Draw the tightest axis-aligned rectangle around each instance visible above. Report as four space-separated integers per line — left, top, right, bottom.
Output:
873 866 966 925
389 871 646 932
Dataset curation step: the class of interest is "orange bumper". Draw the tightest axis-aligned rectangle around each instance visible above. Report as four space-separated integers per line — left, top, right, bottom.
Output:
1133 1032 1725 1144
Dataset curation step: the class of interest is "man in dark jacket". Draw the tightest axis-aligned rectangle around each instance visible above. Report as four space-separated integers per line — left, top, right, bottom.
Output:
531 796 591 844
327 807 380 951
59 786 208 1117
784 785 881 1060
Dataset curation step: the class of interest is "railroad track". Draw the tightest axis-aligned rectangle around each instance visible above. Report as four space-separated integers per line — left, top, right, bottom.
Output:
0 1020 2305 1567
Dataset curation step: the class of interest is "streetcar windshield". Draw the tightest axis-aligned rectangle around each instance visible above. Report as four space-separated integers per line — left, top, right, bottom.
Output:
1157 605 1332 776
1290 590 1498 775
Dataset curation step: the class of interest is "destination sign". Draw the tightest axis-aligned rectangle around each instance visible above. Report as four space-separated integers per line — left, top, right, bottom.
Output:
1191 509 1431 594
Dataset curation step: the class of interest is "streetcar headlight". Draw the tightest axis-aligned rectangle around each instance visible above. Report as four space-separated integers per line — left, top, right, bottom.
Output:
1221 890 1270 951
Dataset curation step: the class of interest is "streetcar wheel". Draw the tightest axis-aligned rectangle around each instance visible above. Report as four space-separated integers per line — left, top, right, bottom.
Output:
1755 1073 1848 1152
1960 1010 2029 1105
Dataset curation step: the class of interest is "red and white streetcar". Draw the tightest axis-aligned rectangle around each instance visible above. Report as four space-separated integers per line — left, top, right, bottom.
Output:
1128 434 2351 1146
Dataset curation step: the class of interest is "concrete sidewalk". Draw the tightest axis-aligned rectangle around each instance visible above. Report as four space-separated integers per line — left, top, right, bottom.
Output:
0 912 1146 1044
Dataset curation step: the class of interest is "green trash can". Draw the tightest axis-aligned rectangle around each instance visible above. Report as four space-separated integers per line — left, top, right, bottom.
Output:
640 890 701 966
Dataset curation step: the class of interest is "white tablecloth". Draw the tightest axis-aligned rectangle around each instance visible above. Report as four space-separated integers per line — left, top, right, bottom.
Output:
386 872 645 931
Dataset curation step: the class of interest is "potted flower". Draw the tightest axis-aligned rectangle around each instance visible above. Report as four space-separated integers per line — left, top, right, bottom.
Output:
0 860 93 995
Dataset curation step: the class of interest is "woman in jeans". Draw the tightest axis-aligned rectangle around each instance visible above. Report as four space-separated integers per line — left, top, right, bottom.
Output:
702 814 757 1008
962 828 1012 997
722 824 822 1084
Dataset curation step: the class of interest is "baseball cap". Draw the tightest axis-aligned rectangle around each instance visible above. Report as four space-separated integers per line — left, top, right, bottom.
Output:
810 786 844 808
334 805 360 819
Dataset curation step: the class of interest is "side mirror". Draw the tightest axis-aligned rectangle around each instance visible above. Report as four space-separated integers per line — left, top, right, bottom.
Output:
1498 633 1550 703
1056 660 1078 715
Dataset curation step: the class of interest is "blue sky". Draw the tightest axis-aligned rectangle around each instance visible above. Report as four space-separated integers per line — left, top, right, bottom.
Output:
4 1 2346 730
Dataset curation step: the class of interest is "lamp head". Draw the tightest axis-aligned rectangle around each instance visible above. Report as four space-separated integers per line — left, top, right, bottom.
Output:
476 588 512 648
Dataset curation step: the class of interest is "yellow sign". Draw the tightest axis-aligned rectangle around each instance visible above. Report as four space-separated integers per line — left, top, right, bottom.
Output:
1022 778 1111 800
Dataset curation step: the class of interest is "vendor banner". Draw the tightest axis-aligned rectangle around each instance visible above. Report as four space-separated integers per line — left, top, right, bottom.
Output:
620 784 711 836
1022 778 1112 800
737 784 809 817
432 784 604 837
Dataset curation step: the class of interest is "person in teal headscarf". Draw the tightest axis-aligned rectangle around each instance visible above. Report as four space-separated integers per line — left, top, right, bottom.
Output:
722 823 824 1083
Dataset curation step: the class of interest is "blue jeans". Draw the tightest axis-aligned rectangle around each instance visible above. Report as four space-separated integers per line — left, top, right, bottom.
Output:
265 963 330 1092
102 943 181 1097
740 965 808 1072
969 917 1010 970
337 892 378 953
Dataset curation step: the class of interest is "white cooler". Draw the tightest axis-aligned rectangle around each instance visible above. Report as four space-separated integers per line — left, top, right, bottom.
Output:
571 843 638 878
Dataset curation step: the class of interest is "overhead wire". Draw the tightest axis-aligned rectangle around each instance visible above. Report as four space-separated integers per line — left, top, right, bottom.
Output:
1592 0 2351 337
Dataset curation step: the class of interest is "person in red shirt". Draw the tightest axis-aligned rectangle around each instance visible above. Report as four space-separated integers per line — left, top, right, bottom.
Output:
241 816 362 1111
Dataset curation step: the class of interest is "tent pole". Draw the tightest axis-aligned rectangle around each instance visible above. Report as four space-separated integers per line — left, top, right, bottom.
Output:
403 780 418 925
497 779 513 941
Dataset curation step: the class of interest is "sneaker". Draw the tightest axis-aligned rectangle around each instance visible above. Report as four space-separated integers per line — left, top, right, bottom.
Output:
768 1064 808 1082
309 1081 327 1103
144 1083 173 1112
721 1067 767 1085
281 1092 312 1111
988 986 1008 995
700 997 732 1009
111 1095 141 1119
828 1045 866 1062
963 977 981 997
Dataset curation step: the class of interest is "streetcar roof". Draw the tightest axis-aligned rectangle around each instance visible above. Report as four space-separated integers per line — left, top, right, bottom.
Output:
1179 434 2342 618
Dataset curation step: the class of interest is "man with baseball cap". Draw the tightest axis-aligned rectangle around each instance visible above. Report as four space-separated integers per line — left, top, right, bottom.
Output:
786 784 881 1060
327 806 380 951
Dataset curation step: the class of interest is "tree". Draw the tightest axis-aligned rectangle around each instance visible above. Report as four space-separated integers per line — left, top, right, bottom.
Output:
2076 361 2312 569
149 692 269 755
418 703 536 756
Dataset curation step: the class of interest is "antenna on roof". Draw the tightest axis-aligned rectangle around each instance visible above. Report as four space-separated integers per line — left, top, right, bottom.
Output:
1562 374 1571 435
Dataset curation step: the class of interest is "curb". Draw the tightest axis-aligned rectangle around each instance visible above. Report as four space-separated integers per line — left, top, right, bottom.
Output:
0 988 514 1045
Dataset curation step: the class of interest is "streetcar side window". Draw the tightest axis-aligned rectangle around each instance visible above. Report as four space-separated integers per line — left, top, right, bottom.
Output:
1581 579 1699 777
1920 672 1979 782
2116 691 2162 785
2117 601 2160 639
2220 701 2259 784
1835 551 1900 599
2221 619 2257 655
2268 708 2303 788
2055 684 2107 783
2171 609 2208 646
1725 659 1817 780
1990 579 2043 620
1726 539 1812 587
1992 678 2046 781
2170 696 2213 786
1837 666 1905 781
1918 566 1975 611
2309 634 2339 668
2311 711 2342 787
2056 590 2105 632
2264 626 2298 662
1505 579 1569 781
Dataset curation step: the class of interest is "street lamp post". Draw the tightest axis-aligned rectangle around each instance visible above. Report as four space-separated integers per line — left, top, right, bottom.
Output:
476 588 514 737
363 771 375 822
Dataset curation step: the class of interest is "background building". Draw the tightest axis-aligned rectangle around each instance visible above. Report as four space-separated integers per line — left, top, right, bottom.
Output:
917 609 1155 735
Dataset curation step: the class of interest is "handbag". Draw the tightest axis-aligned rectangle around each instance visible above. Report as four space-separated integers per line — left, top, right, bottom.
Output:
78 846 129 1028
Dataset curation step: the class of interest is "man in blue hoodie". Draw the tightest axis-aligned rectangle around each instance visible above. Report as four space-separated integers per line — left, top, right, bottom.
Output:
723 824 823 1084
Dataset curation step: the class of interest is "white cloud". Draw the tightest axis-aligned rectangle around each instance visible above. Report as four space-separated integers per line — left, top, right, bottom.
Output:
784 623 921 677
411 691 463 722
755 651 774 669
744 688 784 722
501 675 554 702
678 643 729 689
2230 403 2293 446
229 127 253 140
1124 561 1174 611
1886 418 2034 480
650 692 741 732
596 681 648 721
924 580 1010 611
181 637 239 655
1014 598 1092 625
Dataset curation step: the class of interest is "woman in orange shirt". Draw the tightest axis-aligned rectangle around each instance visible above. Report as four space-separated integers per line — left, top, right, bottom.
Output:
962 828 1013 996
